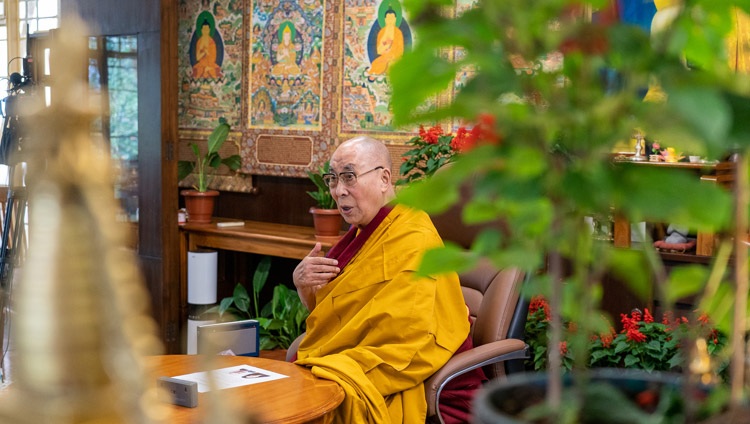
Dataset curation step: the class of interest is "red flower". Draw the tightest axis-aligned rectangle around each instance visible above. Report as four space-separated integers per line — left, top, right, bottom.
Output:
697 313 710 325
451 114 503 153
635 389 659 410
560 341 568 355
529 295 550 321
643 308 654 323
626 328 647 343
621 313 638 332
419 124 444 144
450 126 471 152
630 309 642 323
473 113 502 145
709 329 720 345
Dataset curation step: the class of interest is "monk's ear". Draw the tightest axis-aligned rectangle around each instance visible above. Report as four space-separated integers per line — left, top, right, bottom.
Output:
380 167 392 188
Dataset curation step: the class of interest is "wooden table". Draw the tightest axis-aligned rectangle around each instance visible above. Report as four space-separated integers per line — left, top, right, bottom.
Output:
146 355 344 423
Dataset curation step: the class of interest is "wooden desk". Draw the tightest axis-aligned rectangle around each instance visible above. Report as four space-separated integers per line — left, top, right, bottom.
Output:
147 355 344 423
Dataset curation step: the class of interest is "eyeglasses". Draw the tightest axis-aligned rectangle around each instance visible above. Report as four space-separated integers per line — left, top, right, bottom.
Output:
322 166 384 189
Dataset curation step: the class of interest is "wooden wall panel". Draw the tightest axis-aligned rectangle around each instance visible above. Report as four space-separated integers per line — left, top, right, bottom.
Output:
161 0 181 353
210 175 319 227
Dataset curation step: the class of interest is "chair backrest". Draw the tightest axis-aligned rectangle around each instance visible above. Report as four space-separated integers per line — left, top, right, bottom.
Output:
459 260 525 379
429 174 526 379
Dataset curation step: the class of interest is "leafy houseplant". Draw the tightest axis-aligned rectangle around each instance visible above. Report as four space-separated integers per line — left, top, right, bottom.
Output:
206 256 309 351
306 161 337 209
306 161 343 238
389 0 750 421
177 117 242 223
397 115 499 186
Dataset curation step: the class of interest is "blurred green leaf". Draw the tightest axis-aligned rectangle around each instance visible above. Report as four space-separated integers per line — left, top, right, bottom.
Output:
664 265 709 306
396 171 460 214
390 49 458 126
698 281 735 335
417 243 478 277
607 249 652 301
668 87 730 144
613 165 732 232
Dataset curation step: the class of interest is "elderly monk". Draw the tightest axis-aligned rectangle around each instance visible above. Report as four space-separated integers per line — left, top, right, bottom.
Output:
293 136 481 423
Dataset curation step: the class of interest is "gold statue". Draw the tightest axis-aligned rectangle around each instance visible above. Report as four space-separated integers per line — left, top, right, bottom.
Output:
0 18 165 423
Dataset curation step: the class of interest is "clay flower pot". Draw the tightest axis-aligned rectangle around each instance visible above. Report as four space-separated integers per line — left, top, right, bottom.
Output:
181 189 219 224
309 207 343 239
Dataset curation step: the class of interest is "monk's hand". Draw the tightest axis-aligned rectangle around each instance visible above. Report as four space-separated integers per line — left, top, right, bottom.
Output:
293 243 340 291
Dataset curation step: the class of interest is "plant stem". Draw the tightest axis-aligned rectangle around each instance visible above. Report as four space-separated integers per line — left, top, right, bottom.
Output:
547 213 563 414
731 152 749 408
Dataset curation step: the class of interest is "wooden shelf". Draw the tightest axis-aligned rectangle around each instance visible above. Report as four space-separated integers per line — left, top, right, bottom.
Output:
178 218 344 353
658 250 713 265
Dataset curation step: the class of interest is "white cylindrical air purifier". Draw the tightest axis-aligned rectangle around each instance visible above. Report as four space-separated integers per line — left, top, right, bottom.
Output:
186 249 218 354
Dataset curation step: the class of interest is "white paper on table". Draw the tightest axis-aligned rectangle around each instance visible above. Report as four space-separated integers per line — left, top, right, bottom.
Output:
173 364 289 393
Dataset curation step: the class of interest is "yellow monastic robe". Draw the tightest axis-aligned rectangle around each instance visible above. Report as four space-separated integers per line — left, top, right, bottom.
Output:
728 7 750 73
295 204 470 423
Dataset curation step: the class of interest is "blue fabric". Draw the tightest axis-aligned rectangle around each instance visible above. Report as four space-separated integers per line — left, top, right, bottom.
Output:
618 0 657 32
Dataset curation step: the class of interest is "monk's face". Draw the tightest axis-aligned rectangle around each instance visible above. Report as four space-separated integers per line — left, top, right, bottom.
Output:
329 142 389 228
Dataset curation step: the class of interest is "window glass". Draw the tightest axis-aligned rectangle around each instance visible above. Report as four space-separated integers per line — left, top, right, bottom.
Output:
89 35 139 222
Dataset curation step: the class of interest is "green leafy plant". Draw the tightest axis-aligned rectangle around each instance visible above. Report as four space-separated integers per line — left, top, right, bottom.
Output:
177 117 242 192
389 1 750 418
397 116 500 186
398 124 459 186
306 161 337 209
525 296 727 374
205 256 309 350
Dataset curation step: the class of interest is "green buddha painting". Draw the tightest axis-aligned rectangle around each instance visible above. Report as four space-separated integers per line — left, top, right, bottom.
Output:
366 0 412 79
189 11 224 80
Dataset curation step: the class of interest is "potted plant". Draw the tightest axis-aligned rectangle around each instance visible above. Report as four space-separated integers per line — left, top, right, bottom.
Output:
306 161 343 239
177 117 241 223
205 256 309 351
389 0 749 421
524 297 728 374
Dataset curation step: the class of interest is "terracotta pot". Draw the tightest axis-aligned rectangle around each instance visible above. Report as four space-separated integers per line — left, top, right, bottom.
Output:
309 207 343 237
182 190 219 224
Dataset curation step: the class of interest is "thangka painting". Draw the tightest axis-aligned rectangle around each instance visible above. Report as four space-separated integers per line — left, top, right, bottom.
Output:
340 0 414 135
247 0 325 130
178 0 243 129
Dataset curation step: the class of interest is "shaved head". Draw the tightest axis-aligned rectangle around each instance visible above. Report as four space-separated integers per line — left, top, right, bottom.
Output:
337 136 393 172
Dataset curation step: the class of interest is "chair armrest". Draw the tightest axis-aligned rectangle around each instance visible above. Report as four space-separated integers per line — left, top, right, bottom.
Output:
425 338 528 421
